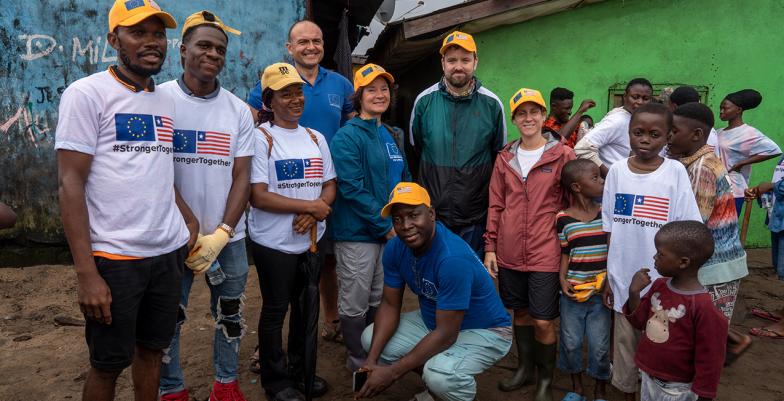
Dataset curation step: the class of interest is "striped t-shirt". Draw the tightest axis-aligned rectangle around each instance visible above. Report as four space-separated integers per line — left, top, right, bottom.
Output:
556 211 608 286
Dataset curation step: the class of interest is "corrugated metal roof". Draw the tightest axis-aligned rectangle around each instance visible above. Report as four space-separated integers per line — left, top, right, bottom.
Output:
362 0 605 74
353 0 472 57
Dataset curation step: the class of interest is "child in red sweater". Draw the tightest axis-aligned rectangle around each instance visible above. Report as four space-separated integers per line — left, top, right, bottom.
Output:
625 221 728 401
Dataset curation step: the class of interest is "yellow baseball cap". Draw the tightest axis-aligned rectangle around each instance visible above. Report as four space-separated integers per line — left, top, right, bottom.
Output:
439 31 477 55
261 63 305 91
108 0 176 32
380 182 432 218
509 88 547 113
353 64 395 91
182 10 241 37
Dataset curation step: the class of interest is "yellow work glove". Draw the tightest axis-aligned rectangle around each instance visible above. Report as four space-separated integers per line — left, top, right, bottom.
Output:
186 229 230 274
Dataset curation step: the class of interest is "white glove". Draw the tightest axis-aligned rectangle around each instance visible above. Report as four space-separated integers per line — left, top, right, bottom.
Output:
186 229 230 274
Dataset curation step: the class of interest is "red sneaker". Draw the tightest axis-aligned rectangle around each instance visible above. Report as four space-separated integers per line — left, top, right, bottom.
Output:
160 389 189 401
210 380 247 401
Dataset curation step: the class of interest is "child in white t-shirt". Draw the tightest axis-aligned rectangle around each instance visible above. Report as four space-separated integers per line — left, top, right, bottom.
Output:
601 103 701 400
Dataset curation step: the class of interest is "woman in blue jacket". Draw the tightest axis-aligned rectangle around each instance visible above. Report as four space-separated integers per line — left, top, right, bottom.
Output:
330 64 410 371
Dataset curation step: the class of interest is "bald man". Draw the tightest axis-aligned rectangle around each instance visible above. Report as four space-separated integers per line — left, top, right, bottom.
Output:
248 20 354 141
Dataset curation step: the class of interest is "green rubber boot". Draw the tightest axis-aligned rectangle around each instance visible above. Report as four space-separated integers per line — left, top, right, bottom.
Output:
498 325 535 392
533 340 556 401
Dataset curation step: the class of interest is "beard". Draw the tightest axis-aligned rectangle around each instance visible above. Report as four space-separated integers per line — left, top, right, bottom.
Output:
445 72 472 89
117 40 164 77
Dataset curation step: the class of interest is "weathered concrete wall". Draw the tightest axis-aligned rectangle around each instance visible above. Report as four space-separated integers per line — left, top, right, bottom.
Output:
0 0 305 244
476 0 784 247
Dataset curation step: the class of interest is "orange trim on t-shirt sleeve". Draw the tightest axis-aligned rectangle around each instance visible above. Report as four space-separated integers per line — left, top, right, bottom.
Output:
92 251 144 260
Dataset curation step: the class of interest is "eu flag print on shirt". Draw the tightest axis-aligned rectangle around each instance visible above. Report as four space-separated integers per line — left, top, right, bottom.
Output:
172 130 231 156
115 113 173 142
614 193 670 221
275 158 323 181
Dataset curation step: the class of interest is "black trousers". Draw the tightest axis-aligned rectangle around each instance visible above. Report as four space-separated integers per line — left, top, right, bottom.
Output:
251 241 318 395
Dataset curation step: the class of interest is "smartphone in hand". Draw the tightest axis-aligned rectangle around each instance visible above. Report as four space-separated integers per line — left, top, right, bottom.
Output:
352 369 369 393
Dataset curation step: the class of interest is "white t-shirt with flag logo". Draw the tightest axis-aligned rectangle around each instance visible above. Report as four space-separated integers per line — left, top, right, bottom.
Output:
601 157 701 312
159 81 255 242
248 122 336 254
54 70 189 257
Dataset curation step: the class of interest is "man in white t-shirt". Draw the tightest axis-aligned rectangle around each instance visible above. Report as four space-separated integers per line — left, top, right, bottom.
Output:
156 11 254 401
574 78 653 176
55 2 198 400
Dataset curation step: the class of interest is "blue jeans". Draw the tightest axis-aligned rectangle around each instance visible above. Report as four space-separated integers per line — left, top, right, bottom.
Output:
361 311 511 401
160 239 250 394
771 231 784 280
557 294 611 380
446 223 486 260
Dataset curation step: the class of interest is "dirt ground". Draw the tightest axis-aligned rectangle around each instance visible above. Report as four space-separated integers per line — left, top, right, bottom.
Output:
1 249 782 401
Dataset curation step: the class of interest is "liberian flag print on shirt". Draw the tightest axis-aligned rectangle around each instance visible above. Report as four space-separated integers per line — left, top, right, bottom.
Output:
614 194 670 221
173 130 232 156
155 116 174 142
275 158 324 180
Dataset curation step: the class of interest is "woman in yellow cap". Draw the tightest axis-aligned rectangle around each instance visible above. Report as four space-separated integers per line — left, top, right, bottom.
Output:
329 63 410 372
484 88 575 401
247 62 336 401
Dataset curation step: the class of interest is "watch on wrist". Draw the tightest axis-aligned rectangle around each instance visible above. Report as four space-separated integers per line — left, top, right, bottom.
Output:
217 223 236 238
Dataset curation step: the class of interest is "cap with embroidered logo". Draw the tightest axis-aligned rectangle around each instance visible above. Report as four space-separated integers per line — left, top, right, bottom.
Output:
380 182 432 218
509 87 547 114
353 63 395 91
108 0 176 32
439 30 477 55
182 10 241 38
261 62 305 91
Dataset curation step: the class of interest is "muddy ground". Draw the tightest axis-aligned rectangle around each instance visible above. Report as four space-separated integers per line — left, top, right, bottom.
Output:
1 249 782 401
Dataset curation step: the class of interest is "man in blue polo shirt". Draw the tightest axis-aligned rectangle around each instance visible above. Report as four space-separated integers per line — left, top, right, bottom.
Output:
247 20 354 142
247 18 354 358
357 182 511 401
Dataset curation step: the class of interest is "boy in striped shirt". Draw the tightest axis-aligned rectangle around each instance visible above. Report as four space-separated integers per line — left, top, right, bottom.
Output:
556 159 610 401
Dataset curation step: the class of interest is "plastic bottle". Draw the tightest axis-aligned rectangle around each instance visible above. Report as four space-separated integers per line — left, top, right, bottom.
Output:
206 260 226 286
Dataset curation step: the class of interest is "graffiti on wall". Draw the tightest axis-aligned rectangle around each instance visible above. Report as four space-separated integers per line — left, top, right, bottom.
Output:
0 0 305 243
2 34 183 149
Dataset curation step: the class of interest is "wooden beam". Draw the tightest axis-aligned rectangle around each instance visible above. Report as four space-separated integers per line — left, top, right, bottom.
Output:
403 0 548 39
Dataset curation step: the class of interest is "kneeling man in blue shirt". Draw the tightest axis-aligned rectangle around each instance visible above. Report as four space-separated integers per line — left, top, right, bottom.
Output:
357 182 512 401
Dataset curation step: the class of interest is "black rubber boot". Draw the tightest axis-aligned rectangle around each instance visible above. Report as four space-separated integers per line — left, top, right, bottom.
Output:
533 340 556 401
340 314 368 371
498 325 535 391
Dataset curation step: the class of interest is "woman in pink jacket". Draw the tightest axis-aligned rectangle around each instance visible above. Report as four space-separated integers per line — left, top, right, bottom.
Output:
484 88 574 401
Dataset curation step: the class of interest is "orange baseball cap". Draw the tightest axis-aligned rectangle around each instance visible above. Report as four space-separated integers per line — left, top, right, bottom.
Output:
509 88 547 114
381 182 432 218
439 31 477 55
353 63 395 91
108 0 176 32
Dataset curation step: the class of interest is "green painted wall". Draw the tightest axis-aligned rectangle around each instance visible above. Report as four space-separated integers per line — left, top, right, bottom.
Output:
475 0 784 247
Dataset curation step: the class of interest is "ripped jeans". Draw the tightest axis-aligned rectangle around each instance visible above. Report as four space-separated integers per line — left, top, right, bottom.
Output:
160 239 249 394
